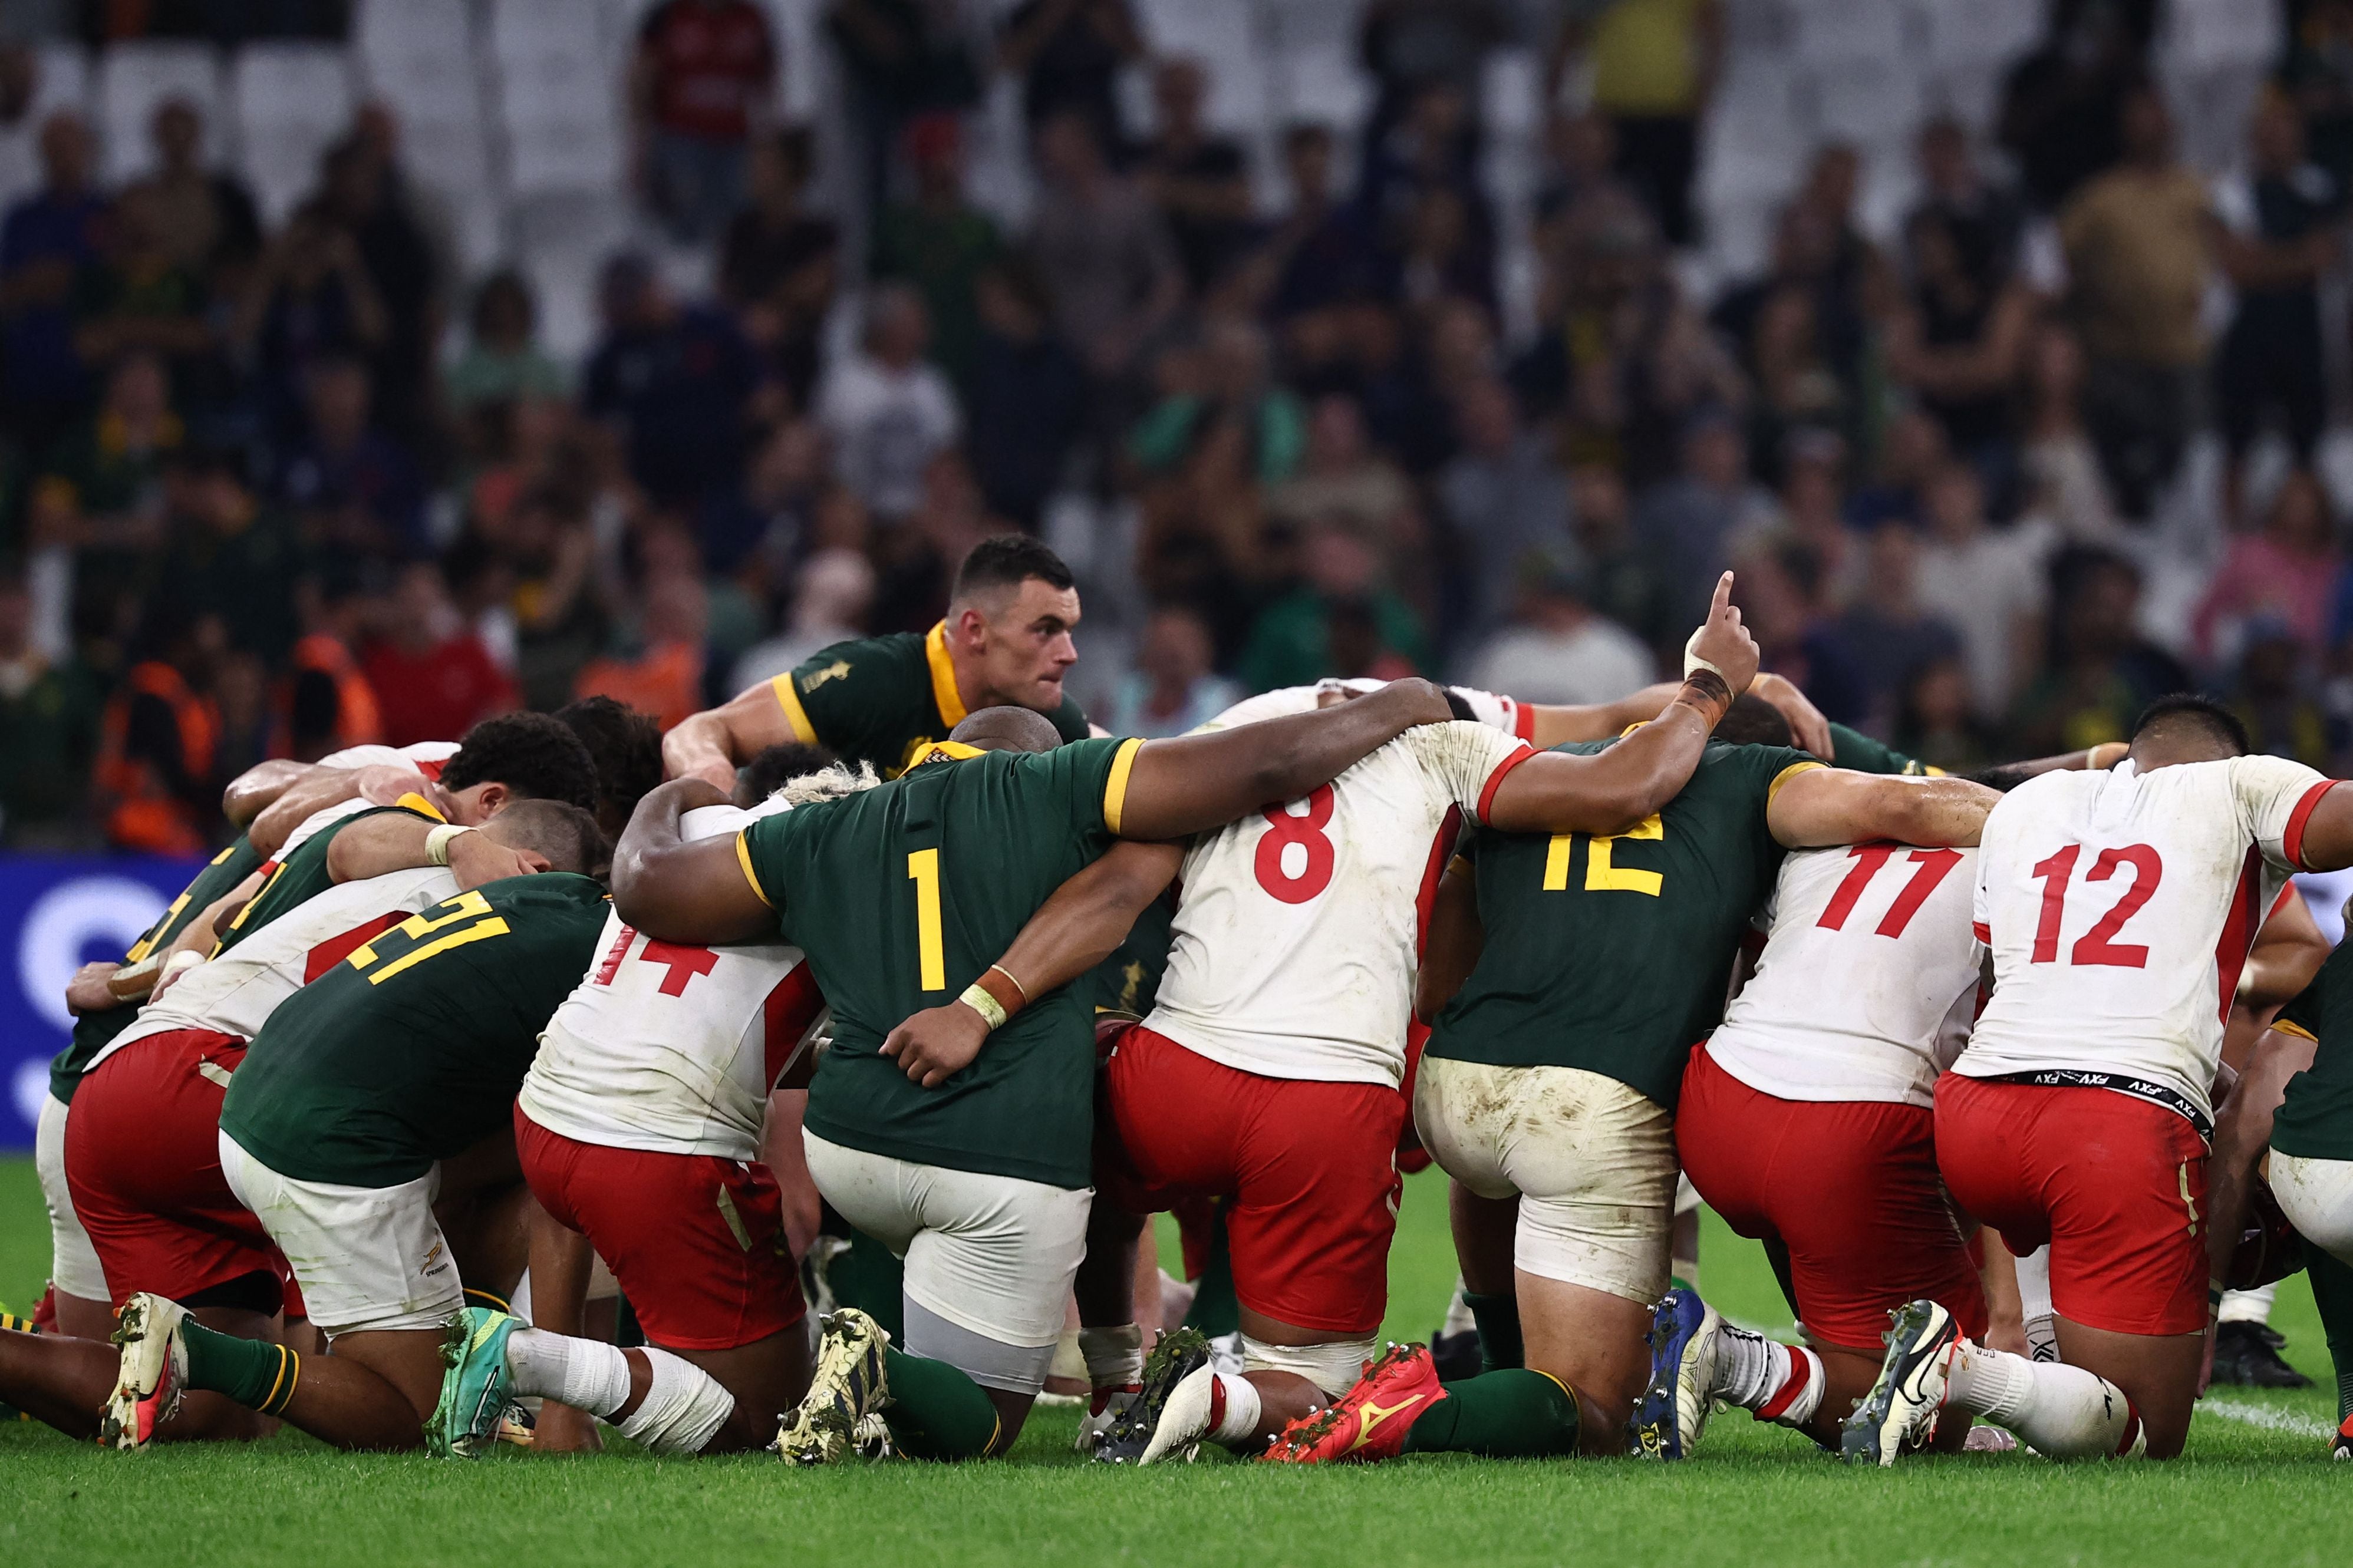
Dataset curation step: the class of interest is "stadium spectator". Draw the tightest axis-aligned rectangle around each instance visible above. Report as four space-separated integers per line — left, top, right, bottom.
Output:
870 114 1000 396
499 483 609 712
122 98 259 279
1576 0 1720 246
274 355 426 559
1436 375 1571 641
0 567 100 845
997 0 1142 150
317 130 444 450
1260 122 1385 322
1105 602 1241 737
152 445 303 667
1634 406 1774 637
360 559 519 748
1830 522 1966 737
233 197 389 445
719 126 839 412
962 260 1086 530
1026 109 1184 388
1360 81 1490 275
1360 0 1510 133
90 602 221 853
0 42 35 214
1996 0 2155 212
1268 394 1413 562
815 281 960 526
633 0 779 243
1468 561 1655 707
731 544 876 690
2 111 104 447
444 269 570 416
2191 468 2343 673
2232 623 2333 768
2285 0 2353 189
1914 460 2051 723
41 351 179 555
575 551 710 732
1566 459 1673 656
1239 516 1427 692
1130 316 1305 486
2017 319 2122 543
1905 117 2024 305
583 252 765 510
2009 546 2189 754
2058 85 2215 520
1138 57 1255 299
1887 198 2035 473
1892 652 1998 774
2211 94 2345 525
278 576 384 759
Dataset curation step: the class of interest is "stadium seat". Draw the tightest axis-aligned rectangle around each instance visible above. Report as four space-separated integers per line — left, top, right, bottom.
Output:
491 0 625 197
229 44 355 227
1131 0 1270 138
94 40 224 185
1274 42 1374 132
1918 0 2043 67
1787 0 1909 67
0 43 90 213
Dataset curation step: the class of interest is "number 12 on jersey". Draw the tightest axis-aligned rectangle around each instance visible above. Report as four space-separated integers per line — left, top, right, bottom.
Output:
1542 815 1665 896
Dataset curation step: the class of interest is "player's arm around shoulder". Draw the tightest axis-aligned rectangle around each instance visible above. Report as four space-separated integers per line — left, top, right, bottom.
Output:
662 658 836 794
611 777 777 944
2238 753 2353 873
1767 765 2002 850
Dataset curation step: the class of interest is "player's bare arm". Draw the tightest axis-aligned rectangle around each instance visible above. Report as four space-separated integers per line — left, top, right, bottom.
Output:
219 757 309 827
2200 1024 2318 1340
2286 780 2353 872
1530 670 1830 756
610 778 772 943
1767 770 2000 849
1415 857 1482 1023
882 841 1186 1087
662 680 793 794
322 808 548 890
248 764 454 859
1113 678 1456 839
2239 894 2330 1012
1967 741 2133 792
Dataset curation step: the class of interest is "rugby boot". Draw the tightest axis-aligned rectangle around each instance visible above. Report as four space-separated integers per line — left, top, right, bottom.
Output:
1629 1288 1721 1460
1095 1326 1210 1464
1841 1299 1957 1467
1260 1342 1442 1464
100 1293 192 1451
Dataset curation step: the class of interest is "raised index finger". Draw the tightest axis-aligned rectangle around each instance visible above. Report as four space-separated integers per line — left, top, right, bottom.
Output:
1709 571 1735 620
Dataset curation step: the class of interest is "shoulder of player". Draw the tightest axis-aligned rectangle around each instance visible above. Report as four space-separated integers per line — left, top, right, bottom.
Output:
476 871 612 915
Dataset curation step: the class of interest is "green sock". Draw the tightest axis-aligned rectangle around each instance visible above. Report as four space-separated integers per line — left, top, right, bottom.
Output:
180 1319 302 1414
879 1348 1001 1460
2301 1237 2353 1424
831 1229 908 1343
1464 1290 1523 1373
1182 1209 1240 1338
1400 1369 1581 1458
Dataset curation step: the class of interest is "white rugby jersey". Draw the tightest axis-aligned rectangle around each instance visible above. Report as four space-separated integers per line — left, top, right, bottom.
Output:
279 740 465 857
1955 755 2338 1120
93 865 458 1069
519 801 826 1161
1706 843 1983 1108
1144 694 1535 1087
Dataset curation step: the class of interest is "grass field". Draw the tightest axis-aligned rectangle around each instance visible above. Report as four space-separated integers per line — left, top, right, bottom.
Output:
4 1157 2348 1567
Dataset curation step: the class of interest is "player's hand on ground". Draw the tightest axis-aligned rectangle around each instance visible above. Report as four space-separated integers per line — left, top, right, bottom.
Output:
1750 672 1834 758
448 832 552 890
65 960 120 1015
1685 572 1761 697
530 1399 604 1455
881 1002 991 1088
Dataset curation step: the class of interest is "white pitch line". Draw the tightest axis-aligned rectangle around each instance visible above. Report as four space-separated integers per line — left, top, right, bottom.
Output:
2199 1398 2336 1440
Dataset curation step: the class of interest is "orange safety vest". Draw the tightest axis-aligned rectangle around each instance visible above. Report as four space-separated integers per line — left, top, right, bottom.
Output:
94 661 220 855
274 633 385 757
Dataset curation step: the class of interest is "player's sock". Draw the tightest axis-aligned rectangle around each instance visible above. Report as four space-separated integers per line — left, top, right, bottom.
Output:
1712 1323 1823 1429
879 1348 1000 1460
1464 1290 1523 1373
612 1346 735 1455
1078 1323 1143 1392
506 1327 634 1415
1399 1369 1580 1458
178 1319 302 1415
2012 1246 2058 1361
2217 1281 2278 1326
1943 1339 2139 1457
2301 1236 2353 1423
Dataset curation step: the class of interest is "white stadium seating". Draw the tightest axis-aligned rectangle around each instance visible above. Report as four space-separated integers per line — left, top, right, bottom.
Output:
94 39 222 184
228 43 354 226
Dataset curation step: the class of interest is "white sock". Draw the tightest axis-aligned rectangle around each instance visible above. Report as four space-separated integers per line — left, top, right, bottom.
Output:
1209 1372 1263 1446
2219 1283 2278 1326
1079 1324 1144 1390
1713 1325 1823 1427
505 1327 632 1416
614 1345 737 1455
2013 1246 2058 1361
1945 1341 2137 1458
507 1273 533 1325
1441 1277 1476 1337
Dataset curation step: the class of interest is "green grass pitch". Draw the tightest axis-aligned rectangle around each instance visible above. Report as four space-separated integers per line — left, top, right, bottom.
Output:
4 1157 2348 1567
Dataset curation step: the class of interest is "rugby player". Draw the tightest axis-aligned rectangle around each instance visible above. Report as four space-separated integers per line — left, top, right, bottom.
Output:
1257 705 1999 1464
877 576 1765 1463
663 534 1092 789
607 680 1474 1462
1850 696 2353 1463
506 788 831 1457
102 836 615 1455
32 715 601 1349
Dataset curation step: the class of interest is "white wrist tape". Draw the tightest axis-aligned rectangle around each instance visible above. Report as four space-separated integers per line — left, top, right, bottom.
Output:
425 823 475 866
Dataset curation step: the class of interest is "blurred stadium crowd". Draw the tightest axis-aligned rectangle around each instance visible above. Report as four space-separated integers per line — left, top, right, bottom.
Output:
0 0 2342 853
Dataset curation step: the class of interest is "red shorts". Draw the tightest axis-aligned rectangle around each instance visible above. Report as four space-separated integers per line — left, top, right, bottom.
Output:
1679 1043 1986 1350
65 1029 285 1309
1935 1071 2208 1336
1098 1024 1403 1336
516 1108 805 1351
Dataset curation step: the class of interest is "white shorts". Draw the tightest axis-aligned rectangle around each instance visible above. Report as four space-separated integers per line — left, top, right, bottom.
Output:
219 1132 460 1338
2271 1148 2353 1265
35 1091 108 1302
803 1131 1090 1394
1415 1057 1677 1305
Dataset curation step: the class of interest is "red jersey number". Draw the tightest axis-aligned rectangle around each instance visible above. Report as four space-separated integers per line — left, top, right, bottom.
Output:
1253 786 1337 905
2028 842 2163 969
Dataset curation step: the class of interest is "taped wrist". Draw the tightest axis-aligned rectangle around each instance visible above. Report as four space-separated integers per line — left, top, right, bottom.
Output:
958 964 1029 1031
1676 669 1732 723
425 823 475 866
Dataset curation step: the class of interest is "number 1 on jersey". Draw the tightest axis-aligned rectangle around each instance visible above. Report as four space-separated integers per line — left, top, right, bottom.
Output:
908 847 945 990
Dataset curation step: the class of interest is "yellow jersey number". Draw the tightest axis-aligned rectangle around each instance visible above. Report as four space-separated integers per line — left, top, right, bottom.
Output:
347 890 512 985
1541 814 1664 897
907 848 945 991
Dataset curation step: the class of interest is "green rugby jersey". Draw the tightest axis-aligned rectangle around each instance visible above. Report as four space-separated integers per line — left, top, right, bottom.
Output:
50 837 266 1103
210 805 434 958
1828 722 1935 777
1427 741 1821 1110
739 735 1144 1189
220 873 609 1187
769 622 1090 778
1093 891 1175 1018
2269 940 2353 1161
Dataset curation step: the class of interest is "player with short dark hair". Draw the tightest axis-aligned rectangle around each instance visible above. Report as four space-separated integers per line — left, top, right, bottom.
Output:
553 696 664 837
661 536 1092 788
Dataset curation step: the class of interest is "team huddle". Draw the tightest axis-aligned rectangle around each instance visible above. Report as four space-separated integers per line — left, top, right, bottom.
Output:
10 532 2353 1471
